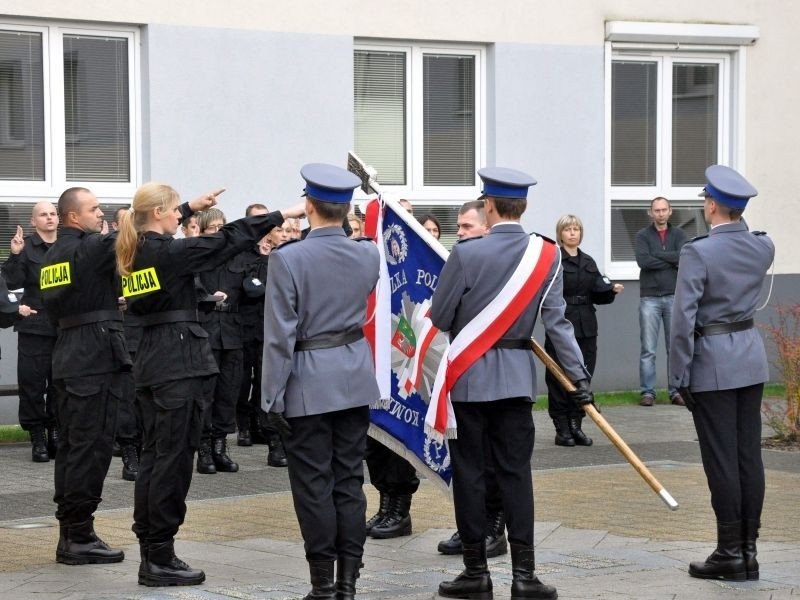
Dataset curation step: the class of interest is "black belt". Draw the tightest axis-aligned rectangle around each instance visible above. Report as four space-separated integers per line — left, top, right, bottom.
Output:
58 309 122 329
139 309 199 327
294 330 364 352
565 295 589 305
213 303 238 313
694 318 754 338
492 337 531 350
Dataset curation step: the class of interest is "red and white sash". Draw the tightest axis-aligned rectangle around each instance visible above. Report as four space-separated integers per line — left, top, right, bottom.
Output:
424 235 556 442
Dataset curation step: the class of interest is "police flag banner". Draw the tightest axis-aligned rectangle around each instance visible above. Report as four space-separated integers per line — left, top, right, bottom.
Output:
362 195 453 492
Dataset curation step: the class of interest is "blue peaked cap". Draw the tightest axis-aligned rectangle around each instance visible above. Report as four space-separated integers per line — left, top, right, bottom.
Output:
699 165 758 210
301 163 361 204
478 167 537 199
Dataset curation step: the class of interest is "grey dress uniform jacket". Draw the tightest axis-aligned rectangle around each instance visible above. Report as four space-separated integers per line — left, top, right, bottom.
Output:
669 221 774 393
430 223 588 402
261 226 381 418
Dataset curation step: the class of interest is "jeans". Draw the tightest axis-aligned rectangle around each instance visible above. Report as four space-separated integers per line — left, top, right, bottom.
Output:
639 295 677 397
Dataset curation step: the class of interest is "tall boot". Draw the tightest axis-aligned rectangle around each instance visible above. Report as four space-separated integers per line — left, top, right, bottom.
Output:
140 539 205 586
305 560 336 600
369 494 412 539
485 510 508 558
568 415 593 447
267 433 288 467
438 541 493 599
743 519 760 581
47 426 60 459
56 519 125 565
196 438 216 474
121 443 140 481
30 426 49 463
552 417 574 447
335 556 361 600
365 492 391 535
138 540 149 579
510 543 557 599
688 520 746 581
212 436 239 472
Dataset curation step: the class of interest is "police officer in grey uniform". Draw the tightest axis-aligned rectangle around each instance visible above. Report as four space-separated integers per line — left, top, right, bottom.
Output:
670 165 774 582
431 168 593 600
262 164 380 600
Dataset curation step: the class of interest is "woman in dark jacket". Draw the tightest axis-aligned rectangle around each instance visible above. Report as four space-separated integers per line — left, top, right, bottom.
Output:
545 214 624 446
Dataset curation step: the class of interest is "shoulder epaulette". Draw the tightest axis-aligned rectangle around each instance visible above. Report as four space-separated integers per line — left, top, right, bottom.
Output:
752 230 767 236
689 233 709 243
352 236 374 242
274 238 301 251
531 231 557 245
455 235 482 244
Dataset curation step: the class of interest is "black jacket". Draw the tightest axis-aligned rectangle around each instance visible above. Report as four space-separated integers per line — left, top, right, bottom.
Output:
2 232 58 337
635 223 687 297
560 248 616 338
237 246 269 343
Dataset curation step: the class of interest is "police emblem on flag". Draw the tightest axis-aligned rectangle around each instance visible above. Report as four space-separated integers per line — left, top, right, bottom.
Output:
384 224 408 266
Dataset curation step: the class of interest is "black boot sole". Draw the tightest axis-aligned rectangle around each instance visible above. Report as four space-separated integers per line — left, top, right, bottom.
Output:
369 524 412 539
437 544 463 555
56 552 124 565
138 573 206 586
747 571 759 581
688 567 746 581
438 588 493 599
32 454 50 463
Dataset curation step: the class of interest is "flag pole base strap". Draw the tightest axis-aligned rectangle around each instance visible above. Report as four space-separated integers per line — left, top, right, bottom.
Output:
659 488 679 511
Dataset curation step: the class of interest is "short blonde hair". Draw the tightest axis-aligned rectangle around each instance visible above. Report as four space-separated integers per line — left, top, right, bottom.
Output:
555 214 583 246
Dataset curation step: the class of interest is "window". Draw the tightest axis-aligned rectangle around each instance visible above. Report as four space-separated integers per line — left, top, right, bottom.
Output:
604 22 758 276
354 42 484 200
0 21 138 199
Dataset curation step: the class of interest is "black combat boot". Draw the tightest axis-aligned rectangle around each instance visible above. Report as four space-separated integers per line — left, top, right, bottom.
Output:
485 510 508 558
121 443 139 481
552 417 574 447
689 520 746 581
250 415 269 444
438 541 493 599
267 434 288 467
30 426 49 462
56 519 125 565
335 556 361 600
305 560 336 600
139 539 205 586
510 543 557 599
568 415 593 446
46 426 59 459
438 530 463 555
365 492 391 534
742 519 760 580
212 436 239 472
138 540 149 580
370 494 412 539
237 428 252 447
196 438 216 474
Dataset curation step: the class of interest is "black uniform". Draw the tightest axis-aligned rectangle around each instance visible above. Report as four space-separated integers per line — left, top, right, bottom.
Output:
117 312 143 462
128 211 284 547
2 233 59 435
40 228 131 531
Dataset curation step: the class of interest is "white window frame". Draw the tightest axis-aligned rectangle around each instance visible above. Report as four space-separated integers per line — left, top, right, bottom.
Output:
0 18 141 203
603 22 757 279
355 39 486 202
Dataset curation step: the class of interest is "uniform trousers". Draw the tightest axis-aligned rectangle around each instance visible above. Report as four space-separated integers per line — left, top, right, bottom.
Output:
236 338 265 431
133 377 211 543
545 334 596 419
691 383 765 523
450 398 535 546
205 349 242 438
116 351 141 445
17 333 57 430
53 373 121 525
365 438 420 495
284 405 370 562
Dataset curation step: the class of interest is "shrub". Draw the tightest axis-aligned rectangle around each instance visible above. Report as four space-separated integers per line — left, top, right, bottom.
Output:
762 304 800 441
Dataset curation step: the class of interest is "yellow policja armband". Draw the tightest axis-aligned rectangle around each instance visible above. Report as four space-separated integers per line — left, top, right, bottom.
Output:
122 267 161 297
40 262 71 289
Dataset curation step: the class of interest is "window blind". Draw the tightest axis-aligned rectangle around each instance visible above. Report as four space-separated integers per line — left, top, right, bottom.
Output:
611 61 657 186
672 63 718 186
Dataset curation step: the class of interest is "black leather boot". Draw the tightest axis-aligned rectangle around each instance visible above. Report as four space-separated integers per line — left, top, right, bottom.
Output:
267 434 288 467
688 520 746 581
485 511 508 558
370 494 412 539
438 541 493 599
552 417 574 447
138 540 149 579
335 556 361 600
212 436 239 472
305 560 336 600
30 426 49 462
56 519 125 565
365 492 391 534
121 443 139 481
510 543 557 599
196 438 216 474
568 416 593 446
250 415 269 444
438 530 463 555
139 539 205 586
46 426 59 459
237 428 252 447
743 519 760 580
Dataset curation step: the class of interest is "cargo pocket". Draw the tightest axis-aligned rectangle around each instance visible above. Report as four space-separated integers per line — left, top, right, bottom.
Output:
63 375 107 446
185 323 211 372
151 380 189 458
